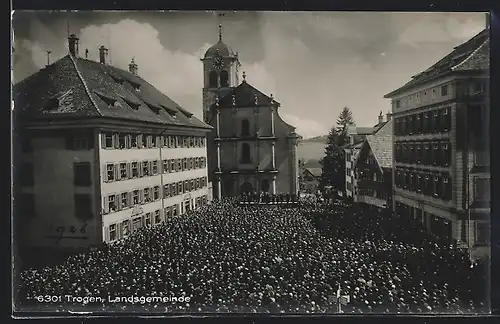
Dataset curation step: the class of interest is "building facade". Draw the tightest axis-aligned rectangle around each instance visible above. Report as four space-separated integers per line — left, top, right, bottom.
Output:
353 120 393 208
301 168 322 194
201 27 300 198
14 35 212 251
385 28 490 258
344 112 390 200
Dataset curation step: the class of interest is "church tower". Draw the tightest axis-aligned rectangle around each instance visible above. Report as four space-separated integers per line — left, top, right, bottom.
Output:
201 24 241 123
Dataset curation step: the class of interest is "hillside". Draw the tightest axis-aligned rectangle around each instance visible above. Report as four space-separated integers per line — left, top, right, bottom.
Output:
302 135 327 143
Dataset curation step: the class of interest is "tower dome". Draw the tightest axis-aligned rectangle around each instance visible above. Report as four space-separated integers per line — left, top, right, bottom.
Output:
203 24 236 58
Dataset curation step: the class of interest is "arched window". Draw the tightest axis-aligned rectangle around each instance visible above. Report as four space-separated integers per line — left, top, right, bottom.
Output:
241 143 251 164
220 70 229 87
261 179 270 193
209 71 218 88
241 119 250 137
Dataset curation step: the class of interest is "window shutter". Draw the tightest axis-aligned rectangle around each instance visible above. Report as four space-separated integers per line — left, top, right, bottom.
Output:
115 194 122 211
104 226 110 242
112 134 118 148
102 165 108 182
148 161 153 174
103 196 109 214
140 189 145 204
156 136 160 147
117 222 122 240
126 162 131 179
139 162 144 177
100 133 106 149
114 164 120 181
149 187 154 201
128 191 133 206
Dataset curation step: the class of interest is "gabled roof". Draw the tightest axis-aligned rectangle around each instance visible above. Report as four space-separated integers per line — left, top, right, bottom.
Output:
211 81 281 110
384 28 489 98
366 120 393 169
13 55 211 130
304 167 322 178
353 120 393 171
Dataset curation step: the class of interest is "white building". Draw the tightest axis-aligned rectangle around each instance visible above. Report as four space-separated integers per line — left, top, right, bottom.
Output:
14 34 212 252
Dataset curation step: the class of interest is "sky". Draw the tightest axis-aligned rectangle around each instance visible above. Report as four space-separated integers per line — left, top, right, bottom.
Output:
12 11 487 138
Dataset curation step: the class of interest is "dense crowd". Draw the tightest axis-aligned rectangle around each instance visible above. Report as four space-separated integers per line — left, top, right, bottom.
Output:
18 198 488 314
239 192 299 205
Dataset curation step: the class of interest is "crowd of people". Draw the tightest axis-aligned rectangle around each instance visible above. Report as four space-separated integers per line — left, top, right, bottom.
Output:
18 198 488 314
239 192 299 205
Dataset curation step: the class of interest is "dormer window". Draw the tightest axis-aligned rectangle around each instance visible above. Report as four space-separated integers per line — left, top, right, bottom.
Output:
145 102 161 114
109 74 124 85
94 91 120 108
44 89 73 111
160 105 178 118
123 98 141 110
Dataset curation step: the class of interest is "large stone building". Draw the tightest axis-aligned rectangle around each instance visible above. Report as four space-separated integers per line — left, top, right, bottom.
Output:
384 27 490 258
353 120 394 209
201 26 301 198
14 34 212 253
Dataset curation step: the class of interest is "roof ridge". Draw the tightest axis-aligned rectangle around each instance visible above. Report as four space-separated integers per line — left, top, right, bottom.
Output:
451 39 489 71
69 55 103 116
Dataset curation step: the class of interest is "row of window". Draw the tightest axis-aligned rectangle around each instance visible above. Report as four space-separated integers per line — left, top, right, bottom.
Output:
394 107 450 136
107 196 208 242
394 84 449 109
103 176 208 214
102 133 206 150
358 188 389 200
104 157 207 182
395 169 452 201
395 141 451 167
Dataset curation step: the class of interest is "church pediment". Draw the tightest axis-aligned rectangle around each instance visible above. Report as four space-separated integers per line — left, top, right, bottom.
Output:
211 81 281 110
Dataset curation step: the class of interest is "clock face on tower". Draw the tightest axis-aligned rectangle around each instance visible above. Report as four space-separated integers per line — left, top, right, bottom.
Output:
213 54 223 70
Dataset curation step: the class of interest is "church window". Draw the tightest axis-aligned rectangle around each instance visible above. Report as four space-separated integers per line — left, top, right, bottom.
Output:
209 71 218 88
241 119 250 137
220 71 229 87
241 143 251 164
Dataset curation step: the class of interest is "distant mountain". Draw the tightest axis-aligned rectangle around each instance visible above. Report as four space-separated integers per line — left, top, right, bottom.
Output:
302 135 328 143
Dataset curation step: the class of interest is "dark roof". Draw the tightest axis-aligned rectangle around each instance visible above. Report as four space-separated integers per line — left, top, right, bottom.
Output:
384 28 490 98
13 55 211 129
365 119 393 169
305 168 322 178
204 40 235 59
211 81 281 110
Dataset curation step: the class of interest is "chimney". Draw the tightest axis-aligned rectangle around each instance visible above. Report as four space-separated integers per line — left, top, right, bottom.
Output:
99 46 108 64
129 58 138 75
386 111 392 122
378 111 383 124
68 34 79 57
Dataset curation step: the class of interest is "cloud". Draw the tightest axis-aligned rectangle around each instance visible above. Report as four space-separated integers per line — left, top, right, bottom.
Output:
398 13 485 47
279 112 329 139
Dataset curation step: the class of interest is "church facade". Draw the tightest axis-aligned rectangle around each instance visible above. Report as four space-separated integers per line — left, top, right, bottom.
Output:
201 28 301 198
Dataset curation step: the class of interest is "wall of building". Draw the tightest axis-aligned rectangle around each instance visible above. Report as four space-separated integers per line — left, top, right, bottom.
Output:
211 104 296 195
19 129 101 249
98 131 210 243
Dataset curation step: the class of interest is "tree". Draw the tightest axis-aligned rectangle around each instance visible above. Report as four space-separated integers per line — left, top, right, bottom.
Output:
320 107 355 194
